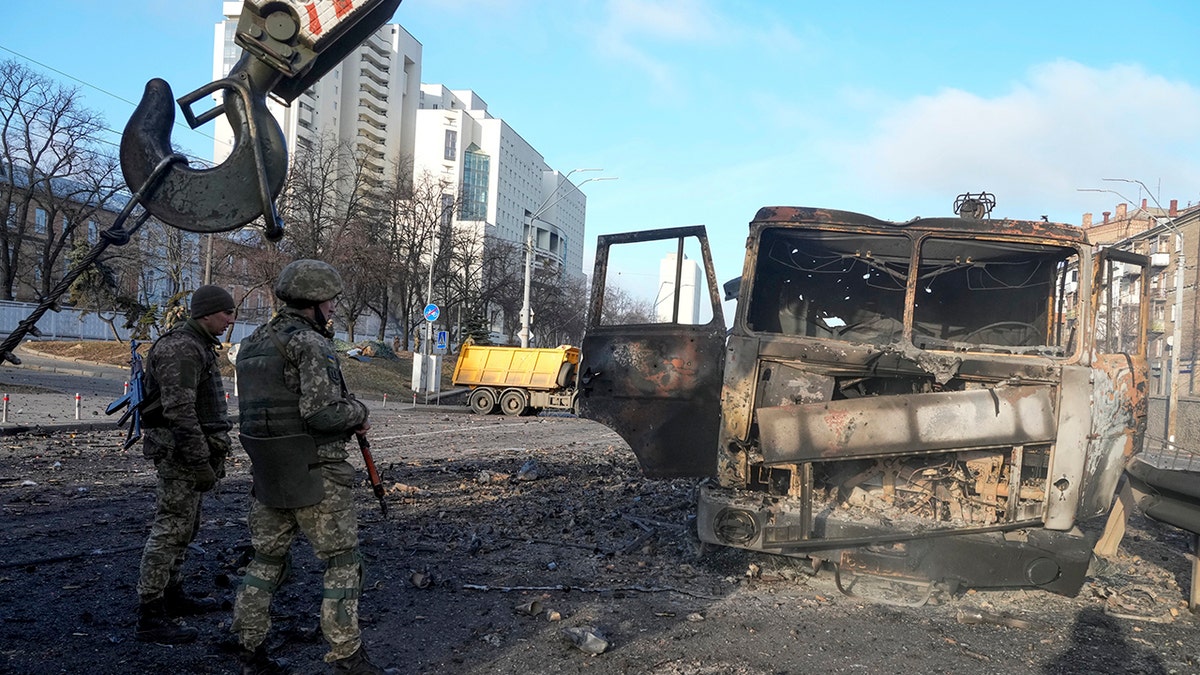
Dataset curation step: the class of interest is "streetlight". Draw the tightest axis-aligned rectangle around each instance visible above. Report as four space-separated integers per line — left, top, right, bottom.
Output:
519 170 618 348
1079 180 1184 451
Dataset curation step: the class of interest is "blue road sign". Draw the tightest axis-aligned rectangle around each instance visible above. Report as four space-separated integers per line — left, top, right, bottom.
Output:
424 303 440 321
436 330 448 350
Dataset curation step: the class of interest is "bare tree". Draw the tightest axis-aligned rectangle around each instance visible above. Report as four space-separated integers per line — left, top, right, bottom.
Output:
0 59 122 301
371 168 457 351
480 237 524 343
531 273 589 346
65 239 147 342
599 285 655 325
277 133 373 260
328 222 390 342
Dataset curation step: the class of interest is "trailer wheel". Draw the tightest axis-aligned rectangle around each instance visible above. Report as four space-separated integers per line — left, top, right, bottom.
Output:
468 388 497 415
499 389 529 416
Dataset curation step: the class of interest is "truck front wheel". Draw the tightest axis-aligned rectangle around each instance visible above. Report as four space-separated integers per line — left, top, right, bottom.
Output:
469 388 498 415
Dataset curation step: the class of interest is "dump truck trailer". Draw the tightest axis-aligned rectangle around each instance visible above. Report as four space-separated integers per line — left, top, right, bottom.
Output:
452 343 580 415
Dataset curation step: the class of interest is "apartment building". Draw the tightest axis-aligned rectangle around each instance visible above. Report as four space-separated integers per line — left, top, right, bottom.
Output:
1088 200 1200 397
212 2 422 185
415 85 587 283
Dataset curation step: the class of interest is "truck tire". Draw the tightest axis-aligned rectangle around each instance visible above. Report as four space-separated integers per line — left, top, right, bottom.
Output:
499 389 529 416
469 388 497 415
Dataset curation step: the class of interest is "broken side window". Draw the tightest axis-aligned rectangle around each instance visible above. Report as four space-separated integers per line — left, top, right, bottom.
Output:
1093 249 1147 355
747 229 909 346
597 236 716 326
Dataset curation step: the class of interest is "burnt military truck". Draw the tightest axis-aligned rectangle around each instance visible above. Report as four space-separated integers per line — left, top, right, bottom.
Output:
577 197 1148 597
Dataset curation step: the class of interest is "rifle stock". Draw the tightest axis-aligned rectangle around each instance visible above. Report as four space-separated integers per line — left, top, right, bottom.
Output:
357 433 388 516
107 340 145 449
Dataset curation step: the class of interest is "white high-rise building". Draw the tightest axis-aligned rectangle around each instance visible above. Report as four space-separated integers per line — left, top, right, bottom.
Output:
656 253 702 324
212 2 421 185
414 85 587 283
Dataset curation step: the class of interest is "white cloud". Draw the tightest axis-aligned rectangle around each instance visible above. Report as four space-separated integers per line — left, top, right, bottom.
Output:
594 0 722 92
604 0 722 42
838 61 1200 219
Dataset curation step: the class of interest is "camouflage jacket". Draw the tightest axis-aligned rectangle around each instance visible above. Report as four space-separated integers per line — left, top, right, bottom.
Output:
142 318 232 464
238 308 368 461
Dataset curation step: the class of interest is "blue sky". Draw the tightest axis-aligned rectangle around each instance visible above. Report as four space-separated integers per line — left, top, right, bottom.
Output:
4 0 1200 290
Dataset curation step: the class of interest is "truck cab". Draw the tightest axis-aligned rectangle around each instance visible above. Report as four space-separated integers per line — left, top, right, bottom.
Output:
578 203 1148 596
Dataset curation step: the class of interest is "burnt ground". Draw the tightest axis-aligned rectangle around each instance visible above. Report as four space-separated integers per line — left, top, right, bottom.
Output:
1 405 1199 675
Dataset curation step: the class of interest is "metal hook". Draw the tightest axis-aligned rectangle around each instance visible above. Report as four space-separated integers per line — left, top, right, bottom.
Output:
119 53 289 241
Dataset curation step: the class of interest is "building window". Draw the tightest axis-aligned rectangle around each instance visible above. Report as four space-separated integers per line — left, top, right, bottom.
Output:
440 194 454 228
34 208 47 234
444 129 457 160
460 146 490 221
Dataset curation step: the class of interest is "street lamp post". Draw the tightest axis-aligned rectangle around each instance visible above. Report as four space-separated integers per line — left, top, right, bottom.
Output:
519 169 617 348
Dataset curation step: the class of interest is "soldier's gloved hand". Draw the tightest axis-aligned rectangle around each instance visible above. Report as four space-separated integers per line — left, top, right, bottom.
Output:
189 462 218 492
207 434 232 479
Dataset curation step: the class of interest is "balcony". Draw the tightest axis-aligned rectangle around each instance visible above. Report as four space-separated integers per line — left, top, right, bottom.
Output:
360 67 389 88
358 100 387 124
360 51 390 73
357 112 386 132
356 142 386 162
359 81 388 103
365 33 390 58
356 127 385 144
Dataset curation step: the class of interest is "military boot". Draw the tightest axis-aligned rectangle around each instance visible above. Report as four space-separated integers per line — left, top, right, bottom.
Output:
238 644 289 675
164 582 219 616
331 645 384 674
136 597 198 644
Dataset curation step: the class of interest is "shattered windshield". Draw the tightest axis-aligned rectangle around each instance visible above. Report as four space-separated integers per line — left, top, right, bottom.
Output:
746 228 1080 356
747 230 909 345
912 237 1078 356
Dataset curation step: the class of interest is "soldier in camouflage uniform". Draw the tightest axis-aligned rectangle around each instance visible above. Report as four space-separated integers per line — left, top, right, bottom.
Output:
232 260 384 675
136 285 237 644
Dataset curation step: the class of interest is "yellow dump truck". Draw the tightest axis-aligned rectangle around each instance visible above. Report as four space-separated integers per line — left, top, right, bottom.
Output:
452 343 580 415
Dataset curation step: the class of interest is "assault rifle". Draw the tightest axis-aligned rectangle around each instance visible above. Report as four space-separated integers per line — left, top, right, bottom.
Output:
106 340 146 450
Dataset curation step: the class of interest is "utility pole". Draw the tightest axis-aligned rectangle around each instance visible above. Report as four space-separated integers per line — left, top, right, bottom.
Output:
204 234 214 285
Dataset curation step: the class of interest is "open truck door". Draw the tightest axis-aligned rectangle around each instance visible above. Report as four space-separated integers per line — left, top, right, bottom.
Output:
577 226 726 478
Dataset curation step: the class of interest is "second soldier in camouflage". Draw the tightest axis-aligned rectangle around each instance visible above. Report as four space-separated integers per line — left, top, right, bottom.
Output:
232 259 384 675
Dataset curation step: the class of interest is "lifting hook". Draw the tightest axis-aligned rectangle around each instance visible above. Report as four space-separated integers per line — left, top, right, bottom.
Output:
118 0 403 242
120 53 289 241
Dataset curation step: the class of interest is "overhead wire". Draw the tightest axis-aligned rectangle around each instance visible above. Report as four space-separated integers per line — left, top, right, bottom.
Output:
0 43 231 163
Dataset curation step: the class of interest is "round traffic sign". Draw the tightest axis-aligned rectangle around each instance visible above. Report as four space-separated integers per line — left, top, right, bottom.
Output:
424 303 440 321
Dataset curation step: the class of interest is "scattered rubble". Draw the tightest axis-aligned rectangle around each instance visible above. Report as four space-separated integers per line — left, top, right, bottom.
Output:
0 409 1197 674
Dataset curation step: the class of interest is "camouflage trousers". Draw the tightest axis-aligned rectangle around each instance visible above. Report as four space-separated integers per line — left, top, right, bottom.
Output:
232 461 364 662
136 458 204 601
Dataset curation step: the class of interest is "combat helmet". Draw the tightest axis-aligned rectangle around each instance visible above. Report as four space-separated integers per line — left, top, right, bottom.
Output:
274 259 343 304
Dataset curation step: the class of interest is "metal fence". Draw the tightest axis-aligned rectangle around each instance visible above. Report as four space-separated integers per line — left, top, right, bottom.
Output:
0 300 261 343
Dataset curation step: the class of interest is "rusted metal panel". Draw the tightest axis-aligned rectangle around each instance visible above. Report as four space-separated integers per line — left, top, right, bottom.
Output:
579 329 725 478
758 386 1057 464
1078 353 1149 517
750 207 1089 244
1044 365 1091 530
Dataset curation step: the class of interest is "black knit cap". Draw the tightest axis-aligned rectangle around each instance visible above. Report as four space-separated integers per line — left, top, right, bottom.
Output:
190 285 235 318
